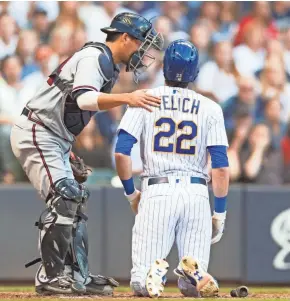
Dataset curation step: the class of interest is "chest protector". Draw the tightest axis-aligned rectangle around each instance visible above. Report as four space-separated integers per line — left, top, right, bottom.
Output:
47 42 120 137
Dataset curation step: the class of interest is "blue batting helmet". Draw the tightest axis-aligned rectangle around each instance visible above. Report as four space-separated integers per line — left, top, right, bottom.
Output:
163 39 199 83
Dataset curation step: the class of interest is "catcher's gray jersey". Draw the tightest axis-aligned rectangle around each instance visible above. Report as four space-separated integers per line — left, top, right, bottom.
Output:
26 46 108 142
11 43 119 199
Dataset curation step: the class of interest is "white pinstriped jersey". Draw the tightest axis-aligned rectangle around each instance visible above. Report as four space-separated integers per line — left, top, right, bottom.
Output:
118 86 228 181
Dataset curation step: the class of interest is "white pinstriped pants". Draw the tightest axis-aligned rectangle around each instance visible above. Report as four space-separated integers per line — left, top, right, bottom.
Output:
131 176 212 287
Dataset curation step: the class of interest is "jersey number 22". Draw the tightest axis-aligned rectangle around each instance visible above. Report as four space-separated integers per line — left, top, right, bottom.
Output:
154 117 197 155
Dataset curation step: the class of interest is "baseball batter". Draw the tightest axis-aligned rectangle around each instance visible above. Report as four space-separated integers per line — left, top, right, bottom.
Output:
115 40 229 298
10 12 163 296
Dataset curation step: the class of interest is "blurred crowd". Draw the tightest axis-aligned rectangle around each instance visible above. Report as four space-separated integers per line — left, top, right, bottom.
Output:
1 1 290 185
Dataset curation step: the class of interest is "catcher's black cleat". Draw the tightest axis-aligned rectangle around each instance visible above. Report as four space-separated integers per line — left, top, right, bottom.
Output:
36 274 86 295
84 275 119 296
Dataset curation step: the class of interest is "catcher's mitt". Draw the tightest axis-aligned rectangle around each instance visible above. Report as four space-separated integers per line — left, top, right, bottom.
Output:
69 152 90 183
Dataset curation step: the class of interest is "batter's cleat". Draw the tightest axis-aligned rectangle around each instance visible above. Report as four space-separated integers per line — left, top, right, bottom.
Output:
84 274 119 295
146 259 169 298
36 274 86 295
174 256 219 297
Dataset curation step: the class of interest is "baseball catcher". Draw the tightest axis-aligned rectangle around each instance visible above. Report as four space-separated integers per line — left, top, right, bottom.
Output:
11 12 163 295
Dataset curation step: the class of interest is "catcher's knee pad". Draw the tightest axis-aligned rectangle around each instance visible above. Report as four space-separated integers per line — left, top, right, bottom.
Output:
38 178 84 278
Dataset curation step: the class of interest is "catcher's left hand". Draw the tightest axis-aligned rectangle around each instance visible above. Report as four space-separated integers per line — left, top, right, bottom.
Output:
70 152 91 183
211 211 226 244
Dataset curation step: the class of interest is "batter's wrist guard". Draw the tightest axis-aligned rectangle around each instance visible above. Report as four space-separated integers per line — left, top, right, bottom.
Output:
125 189 138 204
213 211 227 220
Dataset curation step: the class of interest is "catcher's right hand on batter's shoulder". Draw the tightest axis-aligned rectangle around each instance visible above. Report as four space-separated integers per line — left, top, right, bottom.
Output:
127 89 161 112
69 152 91 183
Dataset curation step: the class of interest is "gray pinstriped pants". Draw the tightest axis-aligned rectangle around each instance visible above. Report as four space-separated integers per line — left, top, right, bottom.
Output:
10 115 74 200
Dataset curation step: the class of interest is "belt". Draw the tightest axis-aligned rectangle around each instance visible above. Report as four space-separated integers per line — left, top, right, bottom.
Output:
21 107 32 118
21 107 48 129
148 176 207 186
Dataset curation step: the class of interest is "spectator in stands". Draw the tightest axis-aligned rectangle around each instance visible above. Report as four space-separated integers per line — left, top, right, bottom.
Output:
241 123 284 185
30 7 51 44
267 38 284 57
255 39 290 80
1 55 23 91
281 123 290 183
218 2 238 39
257 55 290 123
284 28 290 77
263 97 287 149
0 56 28 182
272 1 290 30
154 16 173 48
0 13 18 60
234 1 279 46
71 26 88 52
222 76 258 135
233 20 266 76
124 1 155 14
190 22 211 66
144 2 189 32
49 25 73 61
16 30 40 79
34 1 59 23
22 45 58 96
198 1 220 33
53 1 83 31
196 40 239 103
5 1 31 29
227 112 253 182
78 2 129 42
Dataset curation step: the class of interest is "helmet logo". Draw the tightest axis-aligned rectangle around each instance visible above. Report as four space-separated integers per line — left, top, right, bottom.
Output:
176 73 183 82
122 17 132 25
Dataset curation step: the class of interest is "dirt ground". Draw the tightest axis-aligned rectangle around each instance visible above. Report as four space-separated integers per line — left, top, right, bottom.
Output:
1 291 290 300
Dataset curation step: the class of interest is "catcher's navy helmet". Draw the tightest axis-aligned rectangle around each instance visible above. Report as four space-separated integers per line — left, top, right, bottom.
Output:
102 12 164 82
163 39 199 83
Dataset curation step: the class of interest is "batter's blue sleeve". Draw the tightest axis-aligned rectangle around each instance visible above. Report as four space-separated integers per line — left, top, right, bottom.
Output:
207 145 229 168
115 129 137 156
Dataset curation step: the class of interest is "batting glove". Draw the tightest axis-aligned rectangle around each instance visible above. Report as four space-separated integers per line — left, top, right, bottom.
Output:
125 189 141 215
211 211 226 244
125 189 140 203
